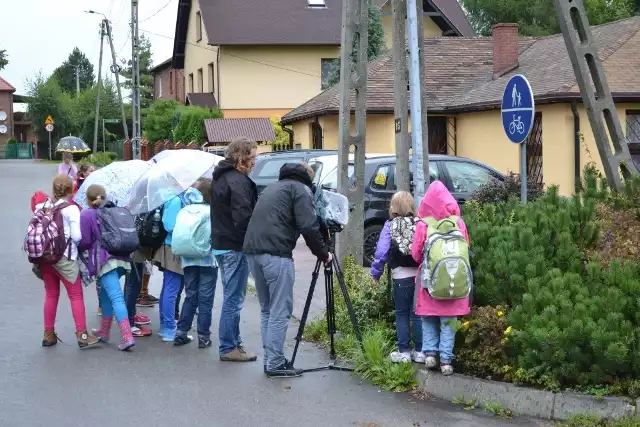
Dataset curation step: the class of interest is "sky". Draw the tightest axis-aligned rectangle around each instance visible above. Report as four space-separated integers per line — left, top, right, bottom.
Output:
0 0 177 97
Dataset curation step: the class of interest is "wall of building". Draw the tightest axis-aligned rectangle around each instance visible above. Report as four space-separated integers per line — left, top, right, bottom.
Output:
0 92 14 158
154 68 185 103
380 3 443 49
183 2 218 101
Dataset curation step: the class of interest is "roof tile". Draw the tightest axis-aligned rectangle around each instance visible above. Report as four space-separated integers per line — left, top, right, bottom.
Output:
0 76 16 92
204 118 276 143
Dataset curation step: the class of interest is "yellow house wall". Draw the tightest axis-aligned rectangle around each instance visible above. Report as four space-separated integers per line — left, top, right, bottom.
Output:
380 3 443 49
183 1 218 100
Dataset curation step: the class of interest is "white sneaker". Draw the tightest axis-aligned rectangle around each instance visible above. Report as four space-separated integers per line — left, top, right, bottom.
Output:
390 351 412 363
441 364 454 376
425 356 438 369
411 350 426 363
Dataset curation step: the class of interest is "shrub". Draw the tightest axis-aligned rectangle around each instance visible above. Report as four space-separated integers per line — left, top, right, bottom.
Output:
144 99 179 142
471 172 544 204
558 414 640 427
78 151 117 168
7 137 17 144
172 106 223 144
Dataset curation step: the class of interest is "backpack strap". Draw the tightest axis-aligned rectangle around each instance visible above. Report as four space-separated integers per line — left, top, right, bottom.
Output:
437 216 459 228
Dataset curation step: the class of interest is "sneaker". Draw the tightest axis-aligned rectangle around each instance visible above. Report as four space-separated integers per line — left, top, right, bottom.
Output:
97 307 102 316
198 337 212 349
266 360 303 378
390 351 412 363
411 350 426 363
146 294 159 303
136 296 155 307
131 326 152 337
134 313 151 325
220 346 258 362
425 355 438 369
441 363 454 376
174 334 193 346
42 329 61 347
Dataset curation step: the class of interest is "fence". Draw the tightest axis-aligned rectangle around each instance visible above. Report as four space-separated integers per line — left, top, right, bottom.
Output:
4 142 34 159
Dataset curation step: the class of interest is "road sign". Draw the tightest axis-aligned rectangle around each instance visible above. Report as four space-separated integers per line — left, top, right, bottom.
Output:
44 115 54 125
45 123 54 132
501 74 535 144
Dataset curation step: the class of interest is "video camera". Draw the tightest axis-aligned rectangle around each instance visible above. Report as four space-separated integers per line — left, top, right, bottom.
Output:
314 187 349 236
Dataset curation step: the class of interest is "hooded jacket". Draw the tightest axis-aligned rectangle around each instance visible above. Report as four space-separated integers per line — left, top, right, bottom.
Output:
243 163 329 260
411 181 471 317
210 159 257 252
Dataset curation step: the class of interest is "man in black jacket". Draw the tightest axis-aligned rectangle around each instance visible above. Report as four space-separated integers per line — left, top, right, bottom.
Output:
211 137 258 362
244 163 332 377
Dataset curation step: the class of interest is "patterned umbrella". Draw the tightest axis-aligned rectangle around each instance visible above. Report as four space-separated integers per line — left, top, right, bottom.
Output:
55 136 91 153
73 160 151 210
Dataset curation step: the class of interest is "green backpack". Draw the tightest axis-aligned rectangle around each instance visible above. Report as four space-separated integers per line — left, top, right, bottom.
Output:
420 215 473 299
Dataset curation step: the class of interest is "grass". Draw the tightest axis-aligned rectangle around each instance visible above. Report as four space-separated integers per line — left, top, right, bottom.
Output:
556 414 640 427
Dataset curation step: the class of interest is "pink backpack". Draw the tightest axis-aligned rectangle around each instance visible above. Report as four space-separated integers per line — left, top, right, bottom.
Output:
24 202 71 264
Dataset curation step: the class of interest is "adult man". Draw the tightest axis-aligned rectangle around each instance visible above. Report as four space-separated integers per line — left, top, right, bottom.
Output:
211 137 258 362
244 163 332 377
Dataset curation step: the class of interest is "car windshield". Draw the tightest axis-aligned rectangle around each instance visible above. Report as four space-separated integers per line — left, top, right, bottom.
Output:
320 165 355 189
252 156 306 180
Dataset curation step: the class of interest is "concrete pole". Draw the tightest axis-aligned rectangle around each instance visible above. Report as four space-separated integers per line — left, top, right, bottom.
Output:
131 0 142 159
416 0 429 190
93 20 105 153
336 0 368 264
76 65 80 95
392 0 410 191
104 20 130 141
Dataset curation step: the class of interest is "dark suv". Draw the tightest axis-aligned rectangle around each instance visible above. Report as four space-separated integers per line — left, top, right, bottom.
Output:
319 154 504 266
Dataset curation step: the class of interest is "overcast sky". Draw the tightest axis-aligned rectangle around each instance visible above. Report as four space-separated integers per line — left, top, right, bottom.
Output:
1 0 177 96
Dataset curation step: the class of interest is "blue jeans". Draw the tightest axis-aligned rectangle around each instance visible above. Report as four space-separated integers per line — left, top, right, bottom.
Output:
99 268 128 323
124 262 143 327
177 266 218 339
159 270 183 336
216 251 249 355
247 254 294 370
393 277 422 353
422 316 457 363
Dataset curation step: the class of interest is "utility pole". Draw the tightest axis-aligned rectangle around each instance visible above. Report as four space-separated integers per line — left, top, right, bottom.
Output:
336 0 368 263
392 0 410 191
104 19 130 141
130 0 142 159
93 20 105 153
75 65 80 95
407 0 428 206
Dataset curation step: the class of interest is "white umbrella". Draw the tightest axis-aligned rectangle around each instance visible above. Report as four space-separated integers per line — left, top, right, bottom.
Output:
73 160 151 210
128 150 223 215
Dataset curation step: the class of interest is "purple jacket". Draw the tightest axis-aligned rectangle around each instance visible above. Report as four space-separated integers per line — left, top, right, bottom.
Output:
370 221 392 281
79 208 130 276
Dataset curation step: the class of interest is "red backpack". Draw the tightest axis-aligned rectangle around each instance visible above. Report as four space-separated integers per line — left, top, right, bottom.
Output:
24 202 72 264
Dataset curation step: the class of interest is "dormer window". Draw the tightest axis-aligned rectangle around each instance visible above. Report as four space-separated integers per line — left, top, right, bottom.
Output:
307 0 327 9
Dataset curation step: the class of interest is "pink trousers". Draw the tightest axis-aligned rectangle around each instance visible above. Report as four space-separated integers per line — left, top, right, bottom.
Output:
41 264 87 332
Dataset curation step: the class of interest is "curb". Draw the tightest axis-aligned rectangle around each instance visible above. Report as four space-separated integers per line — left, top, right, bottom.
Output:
416 369 638 421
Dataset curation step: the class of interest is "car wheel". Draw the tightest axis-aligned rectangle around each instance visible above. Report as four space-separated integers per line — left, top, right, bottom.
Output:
363 224 384 267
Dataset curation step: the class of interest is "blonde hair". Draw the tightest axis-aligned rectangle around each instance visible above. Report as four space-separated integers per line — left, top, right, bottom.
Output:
389 191 415 218
300 163 315 181
86 184 107 208
52 174 74 202
226 137 257 174
62 152 73 163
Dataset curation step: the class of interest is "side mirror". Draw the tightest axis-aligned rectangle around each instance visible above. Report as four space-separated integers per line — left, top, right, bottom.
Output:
321 183 332 191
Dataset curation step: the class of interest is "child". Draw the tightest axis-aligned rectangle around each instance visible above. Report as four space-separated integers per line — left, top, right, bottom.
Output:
58 152 77 180
370 191 424 364
174 178 218 348
79 184 135 351
73 163 95 194
38 175 100 349
411 181 471 376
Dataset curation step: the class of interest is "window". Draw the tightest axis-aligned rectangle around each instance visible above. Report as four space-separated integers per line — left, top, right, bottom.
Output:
371 165 392 191
158 75 163 97
197 68 204 92
389 162 439 191
169 70 173 94
320 165 355 190
188 73 194 93
626 110 640 145
254 157 306 179
444 161 497 194
208 63 215 93
321 58 339 90
196 11 202 41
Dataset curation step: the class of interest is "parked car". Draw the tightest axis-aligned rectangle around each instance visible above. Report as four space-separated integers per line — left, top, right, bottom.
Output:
319 155 505 266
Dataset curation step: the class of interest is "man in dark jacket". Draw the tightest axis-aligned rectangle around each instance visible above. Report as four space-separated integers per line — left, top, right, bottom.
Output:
211 137 258 362
244 163 332 378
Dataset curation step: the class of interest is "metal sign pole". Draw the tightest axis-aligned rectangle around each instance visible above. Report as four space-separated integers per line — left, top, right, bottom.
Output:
520 142 527 202
48 132 52 161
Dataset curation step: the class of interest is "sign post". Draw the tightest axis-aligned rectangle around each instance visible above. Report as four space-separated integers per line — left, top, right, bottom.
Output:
44 116 55 161
501 75 535 202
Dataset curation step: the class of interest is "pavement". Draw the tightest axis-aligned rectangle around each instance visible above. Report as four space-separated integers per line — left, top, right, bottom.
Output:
0 160 551 427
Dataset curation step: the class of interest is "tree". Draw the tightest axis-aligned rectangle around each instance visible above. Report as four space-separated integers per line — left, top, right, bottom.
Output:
52 47 95 93
121 34 154 113
461 0 637 36
173 106 224 144
0 49 8 71
25 73 74 144
324 2 386 88
144 99 180 142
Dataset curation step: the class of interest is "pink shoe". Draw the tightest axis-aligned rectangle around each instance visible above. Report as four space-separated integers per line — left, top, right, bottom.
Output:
117 319 136 351
92 316 112 343
134 313 151 325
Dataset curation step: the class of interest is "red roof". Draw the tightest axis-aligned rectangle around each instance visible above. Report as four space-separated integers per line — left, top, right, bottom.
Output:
0 76 15 92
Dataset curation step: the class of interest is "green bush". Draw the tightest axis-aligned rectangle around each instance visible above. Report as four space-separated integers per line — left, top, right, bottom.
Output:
143 99 179 142
471 172 544 204
558 414 640 427
7 137 17 144
172 105 223 144
77 151 117 168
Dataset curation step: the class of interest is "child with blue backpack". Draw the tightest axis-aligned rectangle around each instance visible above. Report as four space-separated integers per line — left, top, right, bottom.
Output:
171 178 218 348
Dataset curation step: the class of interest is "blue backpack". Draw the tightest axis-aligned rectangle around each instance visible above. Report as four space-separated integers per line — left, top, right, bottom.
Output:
171 204 211 257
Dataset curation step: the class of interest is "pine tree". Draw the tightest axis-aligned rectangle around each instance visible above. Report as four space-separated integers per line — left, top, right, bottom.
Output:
52 48 95 93
120 34 154 112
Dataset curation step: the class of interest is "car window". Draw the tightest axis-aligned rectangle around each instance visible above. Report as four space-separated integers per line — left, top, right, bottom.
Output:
371 165 392 191
308 161 323 184
445 161 497 193
253 157 305 179
388 162 438 190
320 165 355 189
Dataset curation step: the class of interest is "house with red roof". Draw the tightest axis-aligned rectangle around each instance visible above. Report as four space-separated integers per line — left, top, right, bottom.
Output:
0 76 33 158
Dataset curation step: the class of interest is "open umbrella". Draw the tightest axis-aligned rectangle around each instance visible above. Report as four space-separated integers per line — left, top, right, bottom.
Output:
128 150 222 215
74 160 151 210
56 136 91 153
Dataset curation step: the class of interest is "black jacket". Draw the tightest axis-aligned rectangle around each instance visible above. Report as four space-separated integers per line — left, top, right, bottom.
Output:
243 163 329 260
210 159 257 252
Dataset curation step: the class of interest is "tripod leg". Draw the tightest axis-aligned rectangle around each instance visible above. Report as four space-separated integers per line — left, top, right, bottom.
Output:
332 258 364 349
325 263 337 360
289 259 322 367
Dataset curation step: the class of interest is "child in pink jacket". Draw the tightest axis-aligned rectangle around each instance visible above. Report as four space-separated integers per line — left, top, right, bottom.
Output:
411 181 471 376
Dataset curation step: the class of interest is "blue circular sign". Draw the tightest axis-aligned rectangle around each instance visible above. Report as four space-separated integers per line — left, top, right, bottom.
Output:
501 74 535 144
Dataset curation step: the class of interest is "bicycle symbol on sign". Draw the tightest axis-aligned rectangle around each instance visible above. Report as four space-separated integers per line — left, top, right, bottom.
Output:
509 114 525 135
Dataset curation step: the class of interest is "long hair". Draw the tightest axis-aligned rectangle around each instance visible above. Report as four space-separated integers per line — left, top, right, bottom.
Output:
86 184 107 208
226 137 257 175
195 178 212 204
52 174 74 202
389 191 415 218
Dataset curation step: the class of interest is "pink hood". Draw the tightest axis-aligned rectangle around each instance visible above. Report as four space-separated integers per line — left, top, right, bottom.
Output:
417 181 461 220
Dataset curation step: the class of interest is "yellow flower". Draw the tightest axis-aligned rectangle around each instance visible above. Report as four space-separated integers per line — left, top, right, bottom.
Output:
462 321 470 329
501 337 509 345
504 326 512 335
497 310 504 317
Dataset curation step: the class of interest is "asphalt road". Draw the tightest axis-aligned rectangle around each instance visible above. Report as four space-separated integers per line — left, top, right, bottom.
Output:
0 160 551 427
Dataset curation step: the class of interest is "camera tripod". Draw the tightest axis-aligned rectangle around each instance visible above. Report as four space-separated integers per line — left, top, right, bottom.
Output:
289 243 363 373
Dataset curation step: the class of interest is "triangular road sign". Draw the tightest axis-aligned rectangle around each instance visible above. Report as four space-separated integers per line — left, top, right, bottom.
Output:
44 115 54 125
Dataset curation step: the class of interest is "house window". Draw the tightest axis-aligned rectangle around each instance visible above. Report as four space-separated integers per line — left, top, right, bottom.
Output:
158 76 163 98
321 58 339 90
169 70 174 94
188 73 194 93
196 11 202 41
208 63 215 93
197 68 204 92
627 110 640 144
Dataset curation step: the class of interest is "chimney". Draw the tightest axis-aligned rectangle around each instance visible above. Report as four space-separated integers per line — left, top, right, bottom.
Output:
492 23 519 79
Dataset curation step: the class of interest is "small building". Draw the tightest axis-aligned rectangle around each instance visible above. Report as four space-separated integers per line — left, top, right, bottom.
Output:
280 17 640 196
0 77 33 158
203 117 276 154
150 58 186 104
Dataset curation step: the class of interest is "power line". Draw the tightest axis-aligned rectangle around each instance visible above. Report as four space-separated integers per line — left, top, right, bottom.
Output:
139 0 174 23
116 29 131 56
